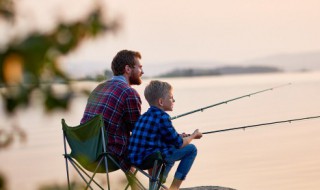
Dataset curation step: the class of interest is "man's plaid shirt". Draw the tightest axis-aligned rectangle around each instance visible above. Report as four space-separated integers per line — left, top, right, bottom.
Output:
81 76 141 171
128 106 183 166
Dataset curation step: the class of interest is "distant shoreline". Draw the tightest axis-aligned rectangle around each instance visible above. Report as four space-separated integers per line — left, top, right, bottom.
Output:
156 65 282 78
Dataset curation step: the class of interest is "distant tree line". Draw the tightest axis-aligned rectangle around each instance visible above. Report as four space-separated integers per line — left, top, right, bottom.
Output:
158 65 282 78
77 69 113 82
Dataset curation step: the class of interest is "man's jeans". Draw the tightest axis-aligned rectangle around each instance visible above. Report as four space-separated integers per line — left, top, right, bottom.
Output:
163 144 198 180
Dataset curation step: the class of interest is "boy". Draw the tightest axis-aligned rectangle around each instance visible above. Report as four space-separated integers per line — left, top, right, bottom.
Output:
128 80 202 190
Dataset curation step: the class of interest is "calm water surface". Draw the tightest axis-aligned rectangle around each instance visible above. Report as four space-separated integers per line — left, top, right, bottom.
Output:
1 72 320 190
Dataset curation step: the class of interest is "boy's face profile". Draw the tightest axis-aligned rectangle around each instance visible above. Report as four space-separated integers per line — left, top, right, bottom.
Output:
160 89 175 111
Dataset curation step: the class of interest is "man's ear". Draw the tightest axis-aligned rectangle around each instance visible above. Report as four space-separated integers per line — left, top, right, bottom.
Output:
125 65 131 74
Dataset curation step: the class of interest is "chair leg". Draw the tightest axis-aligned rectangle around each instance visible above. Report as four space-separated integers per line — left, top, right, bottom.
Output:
68 159 94 190
150 160 159 190
126 170 148 190
68 158 104 190
157 164 167 190
125 169 138 190
103 155 111 190
64 155 71 190
101 127 112 190
85 157 105 190
63 134 71 190
151 162 167 190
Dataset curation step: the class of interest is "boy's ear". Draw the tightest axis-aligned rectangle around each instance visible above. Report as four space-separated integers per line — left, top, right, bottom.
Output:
158 98 163 106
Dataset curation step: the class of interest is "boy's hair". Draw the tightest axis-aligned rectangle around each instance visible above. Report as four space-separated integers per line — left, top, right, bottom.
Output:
144 80 172 106
111 50 141 76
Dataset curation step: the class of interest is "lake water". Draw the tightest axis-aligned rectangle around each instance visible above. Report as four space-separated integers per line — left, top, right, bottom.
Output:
1 71 320 190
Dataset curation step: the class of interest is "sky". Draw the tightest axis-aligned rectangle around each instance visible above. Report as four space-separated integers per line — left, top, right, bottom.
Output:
5 0 320 77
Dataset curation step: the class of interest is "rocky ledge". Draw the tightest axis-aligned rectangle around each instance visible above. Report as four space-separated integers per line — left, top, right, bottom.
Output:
181 186 236 190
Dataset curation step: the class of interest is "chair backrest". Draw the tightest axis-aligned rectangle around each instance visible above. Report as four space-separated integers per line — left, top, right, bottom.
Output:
62 114 119 173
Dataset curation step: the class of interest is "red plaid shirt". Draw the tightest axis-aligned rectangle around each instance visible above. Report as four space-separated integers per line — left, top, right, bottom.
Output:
81 76 141 171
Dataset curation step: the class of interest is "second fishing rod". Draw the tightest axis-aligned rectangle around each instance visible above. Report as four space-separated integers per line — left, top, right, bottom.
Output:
170 83 291 120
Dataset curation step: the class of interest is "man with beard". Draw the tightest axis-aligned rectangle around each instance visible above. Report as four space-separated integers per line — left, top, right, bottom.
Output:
80 50 144 180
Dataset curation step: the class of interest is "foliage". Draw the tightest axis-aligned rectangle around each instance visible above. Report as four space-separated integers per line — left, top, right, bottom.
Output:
0 0 120 188
0 0 119 150
0 0 14 22
0 0 119 114
0 171 7 190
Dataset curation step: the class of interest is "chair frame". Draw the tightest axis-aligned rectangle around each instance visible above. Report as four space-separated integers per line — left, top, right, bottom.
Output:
132 160 167 190
62 116 167 190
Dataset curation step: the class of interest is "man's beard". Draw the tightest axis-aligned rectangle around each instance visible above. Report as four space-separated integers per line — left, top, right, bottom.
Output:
129 72 142 85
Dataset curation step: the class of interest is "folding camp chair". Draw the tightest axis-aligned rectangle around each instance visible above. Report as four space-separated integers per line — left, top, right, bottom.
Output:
62 114 167 190
62 114 144 189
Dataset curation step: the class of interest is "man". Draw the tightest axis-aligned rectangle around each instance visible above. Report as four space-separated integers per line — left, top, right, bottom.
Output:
81 50 144 172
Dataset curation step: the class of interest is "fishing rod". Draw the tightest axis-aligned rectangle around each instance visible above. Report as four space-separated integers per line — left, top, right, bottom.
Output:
170 83 291 120
202 115 320 135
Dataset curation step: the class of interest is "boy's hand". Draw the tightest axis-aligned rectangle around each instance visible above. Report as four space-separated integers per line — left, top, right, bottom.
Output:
192 129 203 139
180 132 191 137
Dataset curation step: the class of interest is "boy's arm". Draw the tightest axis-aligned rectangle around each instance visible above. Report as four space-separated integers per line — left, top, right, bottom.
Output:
180 129 202 148
180 132 190 138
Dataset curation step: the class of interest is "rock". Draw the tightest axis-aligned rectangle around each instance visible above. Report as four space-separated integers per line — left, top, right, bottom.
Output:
181 186 236 190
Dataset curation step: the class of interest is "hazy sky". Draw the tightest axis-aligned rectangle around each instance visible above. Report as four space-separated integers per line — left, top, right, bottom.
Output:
10 0 320 76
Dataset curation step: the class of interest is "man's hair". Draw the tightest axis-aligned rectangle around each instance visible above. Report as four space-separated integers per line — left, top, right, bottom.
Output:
111 50 141 76
144 80 172 106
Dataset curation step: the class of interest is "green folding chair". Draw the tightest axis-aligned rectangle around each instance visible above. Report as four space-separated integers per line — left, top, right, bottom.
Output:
62 114 167 190
62 114 146 190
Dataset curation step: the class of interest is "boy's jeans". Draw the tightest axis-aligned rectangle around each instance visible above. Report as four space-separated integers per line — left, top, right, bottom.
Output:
163 144 197 180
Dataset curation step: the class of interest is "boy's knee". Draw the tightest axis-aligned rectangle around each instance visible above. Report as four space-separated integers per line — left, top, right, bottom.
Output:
187 144 197 156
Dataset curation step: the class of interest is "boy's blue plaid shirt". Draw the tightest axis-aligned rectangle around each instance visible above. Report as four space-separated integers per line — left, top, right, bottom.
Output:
128 106 183 166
